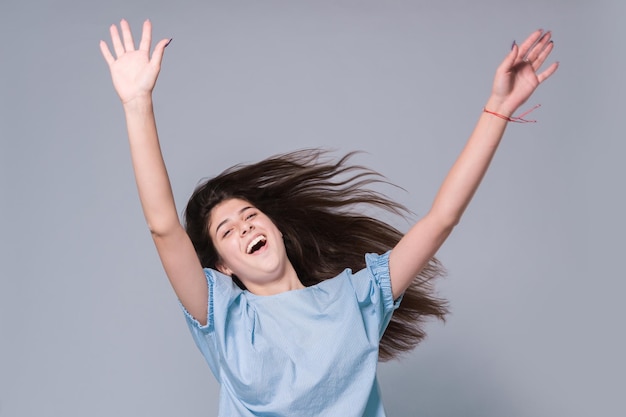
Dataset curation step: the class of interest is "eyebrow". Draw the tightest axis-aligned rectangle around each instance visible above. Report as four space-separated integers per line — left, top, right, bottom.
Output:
214 206 254 236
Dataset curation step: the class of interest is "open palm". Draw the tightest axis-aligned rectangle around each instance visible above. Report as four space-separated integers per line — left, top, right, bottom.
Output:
100 19 170 104
491 30 558 114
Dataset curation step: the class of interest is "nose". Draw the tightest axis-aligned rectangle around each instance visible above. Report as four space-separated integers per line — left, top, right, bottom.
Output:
240 223 253 236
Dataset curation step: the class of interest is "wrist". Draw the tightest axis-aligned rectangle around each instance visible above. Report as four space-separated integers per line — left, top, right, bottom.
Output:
484 96 515 118
122 94 154 113
483 99 541 124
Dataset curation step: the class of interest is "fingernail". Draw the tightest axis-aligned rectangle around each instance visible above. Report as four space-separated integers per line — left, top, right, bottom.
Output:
511 40 516 50
165 38 173 47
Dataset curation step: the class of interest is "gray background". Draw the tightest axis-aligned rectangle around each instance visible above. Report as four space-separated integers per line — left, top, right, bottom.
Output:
1 0 624 416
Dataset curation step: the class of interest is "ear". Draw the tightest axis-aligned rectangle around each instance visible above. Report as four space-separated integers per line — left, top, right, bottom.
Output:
216 261 233 277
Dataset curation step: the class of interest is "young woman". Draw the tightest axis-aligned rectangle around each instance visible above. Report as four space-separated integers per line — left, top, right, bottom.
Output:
100 19 558 417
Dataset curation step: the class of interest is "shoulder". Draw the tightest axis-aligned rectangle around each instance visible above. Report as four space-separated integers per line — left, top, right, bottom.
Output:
347 251 391 288
365 251 391 278
346 251 398 311
183 268 245 330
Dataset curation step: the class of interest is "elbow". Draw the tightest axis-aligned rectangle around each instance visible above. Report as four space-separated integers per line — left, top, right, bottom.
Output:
425 210 460 233
448 214 462 229
149 228 166 239
439 219 457 239
147 220 184 238
427 199 468 231
147 222 165 237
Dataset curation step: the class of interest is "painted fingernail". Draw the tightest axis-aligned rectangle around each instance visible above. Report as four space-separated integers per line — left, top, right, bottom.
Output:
165 38 173 47
511 40 516 50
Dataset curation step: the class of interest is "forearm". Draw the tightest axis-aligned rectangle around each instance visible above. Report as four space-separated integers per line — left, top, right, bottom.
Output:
389 30 557 297
427 96 511 226
389 97 512 297
124 96 181 236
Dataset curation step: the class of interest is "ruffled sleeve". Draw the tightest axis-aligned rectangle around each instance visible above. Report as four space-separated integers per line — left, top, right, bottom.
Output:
180 269 216 332
349 251 403 340
180 268 244 382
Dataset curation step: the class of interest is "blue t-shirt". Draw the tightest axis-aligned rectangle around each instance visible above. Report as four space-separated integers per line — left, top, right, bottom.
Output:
182 251 400 417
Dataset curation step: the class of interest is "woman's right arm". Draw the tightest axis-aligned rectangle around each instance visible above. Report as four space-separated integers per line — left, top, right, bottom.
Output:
100 19 208 324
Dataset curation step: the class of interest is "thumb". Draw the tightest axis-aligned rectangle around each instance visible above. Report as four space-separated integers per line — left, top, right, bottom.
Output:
150 38 172 68
498 42 519 74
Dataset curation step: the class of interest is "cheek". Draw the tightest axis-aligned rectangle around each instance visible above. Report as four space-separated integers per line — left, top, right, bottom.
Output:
208 235 226 260
213 238 239 262
211 244 231 273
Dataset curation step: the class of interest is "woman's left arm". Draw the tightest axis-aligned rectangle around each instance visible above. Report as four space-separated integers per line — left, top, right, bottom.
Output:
389 30 559 299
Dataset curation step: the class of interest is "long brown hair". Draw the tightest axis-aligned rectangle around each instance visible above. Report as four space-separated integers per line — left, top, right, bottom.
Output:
184 149 448 361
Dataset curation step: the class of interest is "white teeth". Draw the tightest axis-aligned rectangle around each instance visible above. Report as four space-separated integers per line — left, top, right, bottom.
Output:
247 235 267 254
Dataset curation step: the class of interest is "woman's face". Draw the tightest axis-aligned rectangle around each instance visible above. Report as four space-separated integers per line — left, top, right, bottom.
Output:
208 198 292 288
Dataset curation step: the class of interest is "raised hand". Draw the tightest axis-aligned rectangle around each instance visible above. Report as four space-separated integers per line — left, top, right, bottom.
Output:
100 19 170 104
490 30 559 115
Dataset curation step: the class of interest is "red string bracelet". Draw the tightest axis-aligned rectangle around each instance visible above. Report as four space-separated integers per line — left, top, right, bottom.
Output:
483 104 541 123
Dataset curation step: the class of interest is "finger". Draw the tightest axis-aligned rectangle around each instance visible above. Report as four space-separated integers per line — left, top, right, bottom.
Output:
109 24 125 58
532 40 554 71
99 40 115 66
537 61 559 84
517 29 544 63
525 31 552 65
497 42 519 74
139 19 152 52
120 19 136 52
150 38 171 69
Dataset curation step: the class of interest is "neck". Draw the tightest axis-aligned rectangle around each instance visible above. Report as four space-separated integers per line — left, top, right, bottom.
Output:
243 262 304 296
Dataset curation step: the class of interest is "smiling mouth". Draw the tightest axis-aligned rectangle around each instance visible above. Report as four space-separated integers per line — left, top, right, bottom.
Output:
247 235 267 254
